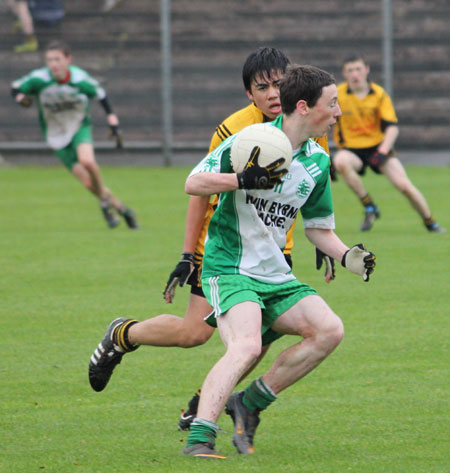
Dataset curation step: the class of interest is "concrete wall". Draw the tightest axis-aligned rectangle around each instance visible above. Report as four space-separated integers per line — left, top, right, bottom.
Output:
1 0 449 150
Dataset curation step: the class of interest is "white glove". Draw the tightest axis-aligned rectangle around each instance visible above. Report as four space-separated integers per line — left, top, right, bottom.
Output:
341 244 376 282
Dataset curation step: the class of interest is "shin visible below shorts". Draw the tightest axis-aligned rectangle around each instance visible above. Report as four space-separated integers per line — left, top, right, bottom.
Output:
53 122 93 170
202 274 317 345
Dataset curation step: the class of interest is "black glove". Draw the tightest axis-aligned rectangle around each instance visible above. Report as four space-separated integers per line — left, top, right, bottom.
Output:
19 96 33 108
315 248 335 281
283 253 293 269
237 146 287 190
368 150 389 168
163 252 195 302
109 125 123 149
341 243 376 282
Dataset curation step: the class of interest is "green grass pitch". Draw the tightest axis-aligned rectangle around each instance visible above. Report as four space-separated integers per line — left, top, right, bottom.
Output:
0 164 448 473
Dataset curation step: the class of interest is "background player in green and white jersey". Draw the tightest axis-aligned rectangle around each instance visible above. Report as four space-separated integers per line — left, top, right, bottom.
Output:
11 40 138 229
181 64 376 459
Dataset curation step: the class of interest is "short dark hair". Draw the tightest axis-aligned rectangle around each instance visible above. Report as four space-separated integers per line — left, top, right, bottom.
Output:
342 53 367 67
242 47 290 91
280 64 335 115
45 40 71 57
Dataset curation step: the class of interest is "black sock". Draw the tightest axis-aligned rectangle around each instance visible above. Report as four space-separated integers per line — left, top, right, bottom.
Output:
424 216 435 228
361 194 376 208
113 319 140 352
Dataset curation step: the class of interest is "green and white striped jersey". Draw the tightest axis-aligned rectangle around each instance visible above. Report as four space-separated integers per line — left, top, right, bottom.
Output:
188 115 335 284
12 65 106 150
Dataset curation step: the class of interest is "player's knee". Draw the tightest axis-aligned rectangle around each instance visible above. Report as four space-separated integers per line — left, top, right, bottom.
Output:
80 176 94 191
316 315 344 354
233 339 262 365
333 153 349 173
81 160 98 173
225 337 261 368
396 181 413 197
180 329 213 348
327 317 345 348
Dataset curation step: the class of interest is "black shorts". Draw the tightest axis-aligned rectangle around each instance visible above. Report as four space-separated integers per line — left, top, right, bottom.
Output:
344 145 395 175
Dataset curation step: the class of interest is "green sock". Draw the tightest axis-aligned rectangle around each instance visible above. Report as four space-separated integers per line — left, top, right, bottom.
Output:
186 418 218 448
118 206 132 217
242 377 277 412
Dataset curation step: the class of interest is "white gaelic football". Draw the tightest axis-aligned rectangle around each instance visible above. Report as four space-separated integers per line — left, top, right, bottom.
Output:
230 123 293 173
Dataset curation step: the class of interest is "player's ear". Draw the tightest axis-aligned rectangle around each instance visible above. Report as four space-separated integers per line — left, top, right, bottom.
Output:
296 99 309 115
245 88 254 102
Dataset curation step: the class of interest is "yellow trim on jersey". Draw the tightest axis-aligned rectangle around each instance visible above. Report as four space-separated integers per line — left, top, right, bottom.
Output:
314 135 329 154
209 103 264 152
333 81 398 149
195 104 265 261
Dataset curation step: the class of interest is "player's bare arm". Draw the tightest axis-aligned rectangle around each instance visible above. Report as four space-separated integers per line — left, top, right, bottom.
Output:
377 124 399 155
11 87 33 107
305 228 376 282
106 113 119 127
183 195 210 253
185 172 239 196
15 92 25 103
304 228 348 262
163 195 210 303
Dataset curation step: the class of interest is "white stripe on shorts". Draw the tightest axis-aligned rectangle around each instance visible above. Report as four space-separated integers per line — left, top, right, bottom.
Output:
208 276 221 317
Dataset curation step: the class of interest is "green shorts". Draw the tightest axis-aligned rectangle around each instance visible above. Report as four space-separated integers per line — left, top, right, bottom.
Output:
53 122 93 170
202 274 317 345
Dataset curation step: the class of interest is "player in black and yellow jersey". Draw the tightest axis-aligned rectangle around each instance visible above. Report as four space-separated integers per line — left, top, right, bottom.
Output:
88 48 335 417
178 50 331 302
333 54 446 233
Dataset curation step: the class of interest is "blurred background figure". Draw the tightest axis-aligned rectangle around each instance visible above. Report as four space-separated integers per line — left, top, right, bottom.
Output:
332 54 446 234
11 40 139 229
7 0 38 53
102 0 123 13
8 0 65 53
28 0 65 27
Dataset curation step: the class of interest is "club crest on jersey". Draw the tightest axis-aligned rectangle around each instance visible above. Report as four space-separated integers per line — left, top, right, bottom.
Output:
296 179 311 198
204 156 218 171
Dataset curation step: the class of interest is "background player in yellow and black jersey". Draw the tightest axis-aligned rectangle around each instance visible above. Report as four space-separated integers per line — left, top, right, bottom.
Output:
88 48 335 419
333 54 445 233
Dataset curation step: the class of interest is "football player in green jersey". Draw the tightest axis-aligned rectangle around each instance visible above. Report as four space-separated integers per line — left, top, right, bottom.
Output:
11 40 138 229
88 48 335 432
181 64 376 458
